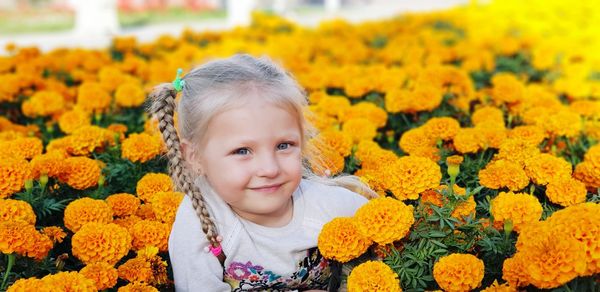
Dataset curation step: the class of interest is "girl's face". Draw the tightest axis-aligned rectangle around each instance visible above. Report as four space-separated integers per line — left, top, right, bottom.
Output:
193 99 303 226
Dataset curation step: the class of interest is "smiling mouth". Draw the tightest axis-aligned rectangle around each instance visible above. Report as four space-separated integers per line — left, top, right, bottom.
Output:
250 183 283 192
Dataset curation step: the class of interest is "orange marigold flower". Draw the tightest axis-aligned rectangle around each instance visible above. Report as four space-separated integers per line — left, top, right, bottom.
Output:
58 107 91 134
398 128 436 155
150 191 184 225
0 137 43 160
502 253 530 288
64 197 114 233
64 125 110 156
524 153 572 185
115 82 146 108
79 262 118 290
411 85 444 112
76 82 112 113
354 197 414 244
433 253 485 292
121 133 163 163
478 160 529 191
72 222 132 265
340 102 388 128
422 117 461 141
318 217 372 263
311 130 353 157
584 144 600 169
136 203 157 220
355 140 398 170
545 177 587 207
490 191 542 232
41 271 97 291
315 95 351 119
117 282 159 292
384 88 413 113
41 226 67 243
476 121 507 149
0 220 53 260
21 90 65 118
573 161 600 189
546 203 600 276
347 261 401 292
136 173 174 203
30 150 67 179
7 277 56 292
508 125 546 146
59 156 102 190
0 158 32 199
106 193 141 218
308 141 345 177
453 127 486 154
472 106 505 127
491 73 525 104
0 199 36 225
113 215 143 232
117 246 168 286
495 138 541 168
388 156 441 200
480 280 517 292
130 219 169 252
342 118 378 143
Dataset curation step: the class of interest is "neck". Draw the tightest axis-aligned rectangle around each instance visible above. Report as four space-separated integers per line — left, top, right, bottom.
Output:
231 198 294 228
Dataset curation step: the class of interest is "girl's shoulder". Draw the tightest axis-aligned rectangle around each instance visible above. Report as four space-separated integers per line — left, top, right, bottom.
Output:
298 178 368 219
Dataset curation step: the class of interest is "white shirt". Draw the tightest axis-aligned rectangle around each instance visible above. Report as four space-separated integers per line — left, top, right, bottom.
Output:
168 178 368 292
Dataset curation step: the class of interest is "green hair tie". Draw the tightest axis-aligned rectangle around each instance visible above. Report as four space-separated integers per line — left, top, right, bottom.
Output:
172 68 186 92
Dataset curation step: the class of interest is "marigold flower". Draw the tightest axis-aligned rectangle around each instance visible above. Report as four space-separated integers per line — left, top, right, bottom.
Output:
480 280 516 292
507 125 546 146
30 150 67 179
318 217 372 263
340 102 388 128
476 121 507 149
0 220 53 260
0 137 43 160
79 262 118 290
106 193 141 217
59 156 102 190
64 197 114 232
423 117 461 141
342 118 378 143
355 140 398 170
0 158 32 199
130 219 169 252
347 261 401 292
76 82 112 113
136 203 157 220
491 73 525 104
502 253 530 288
150 191 184 225
41 271 97 291
0 199 36 225
311 130 353 157
7 277 56 292
545 177 587 207
573 161 600 189
472 106 505 127
117 246 168 285
21 90 65 118
308 141 345 177
388 156 441 200
113 215 143 232
524 153 572 185
72 222 132 265
115 82 146 108
453 127 486 153
584 144 600 169
433 253 485 292
354 197 414 244
495 138 541 168
58 107 91 134
117 282 159 292
479 160 529 191
398 128 436 156
136 173 174 203
315 95 351 119
121 132 163 163
41 226 67 243
490 191 542 232
64 125 110 156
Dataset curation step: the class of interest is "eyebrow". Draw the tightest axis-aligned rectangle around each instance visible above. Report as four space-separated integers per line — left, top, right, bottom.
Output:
233 134 301 146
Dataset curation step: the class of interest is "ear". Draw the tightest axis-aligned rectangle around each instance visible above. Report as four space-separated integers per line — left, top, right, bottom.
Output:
180 139 205 176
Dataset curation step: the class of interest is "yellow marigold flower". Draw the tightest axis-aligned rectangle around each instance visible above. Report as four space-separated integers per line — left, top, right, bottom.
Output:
502 253 530 288
584 144 600 169
59 156 102 190
479 160 529 191
41 271 97 291
451 194 476 220
30 150 67 179
99 66 128 92
318 217 372 263
308 141 345 177
316 95 351 119
115 82 146 108
475 121 507 149
495 138 541 168
398 128 436 155
117 282 159 292
106 193 141 217
340 102 388 128
150 191 184 225
113 215 143 232
79 262 118 290
545 176 587 207
41 226 67 243
524 153 572 185
422 117 461 141
64 197 114 233
0 137 43 160
117 245 168 286
453 127 486 154
0 199 36 225
389 156 441 200
0 158 32 199
472 106 505 127
546 203 600 276
507 125 546 146
514 222 586 289
0 220 53 260
21 90 65 118
569 100 600 117
7 277 55 292
354 197 414 244
305 109 338 132
480 280 516 292
355 140 397 170
121 133 163 163
130 219 169 252
384 88 413 113
347 261 401 292
136 203 157 220
491 73 525 104
412 85 444 112
574 161 600 189
76 82 111 113
311 129 353 157
490 191 542 232
58 107 91 134
342 118 378 143
433 253 485 292
65 125 110 156
72 222 132 265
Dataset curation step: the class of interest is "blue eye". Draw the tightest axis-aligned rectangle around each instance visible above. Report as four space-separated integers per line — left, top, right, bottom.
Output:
233 148 250 155
278 142 293 150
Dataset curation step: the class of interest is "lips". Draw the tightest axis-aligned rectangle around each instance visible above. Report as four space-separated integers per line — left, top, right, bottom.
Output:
250 183 283 192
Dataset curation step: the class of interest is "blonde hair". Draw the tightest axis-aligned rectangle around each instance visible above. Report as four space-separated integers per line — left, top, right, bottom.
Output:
148 53 377 251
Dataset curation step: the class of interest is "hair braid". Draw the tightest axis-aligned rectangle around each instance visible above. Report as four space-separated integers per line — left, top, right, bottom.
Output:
148 83 221 250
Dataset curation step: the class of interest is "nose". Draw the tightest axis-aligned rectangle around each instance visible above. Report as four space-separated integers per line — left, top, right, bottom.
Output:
256 152 280 178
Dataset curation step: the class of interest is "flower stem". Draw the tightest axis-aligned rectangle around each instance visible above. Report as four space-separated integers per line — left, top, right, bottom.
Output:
1 253 16 290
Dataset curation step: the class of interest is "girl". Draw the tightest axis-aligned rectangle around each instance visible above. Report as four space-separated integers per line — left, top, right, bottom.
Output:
148 54 378 291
